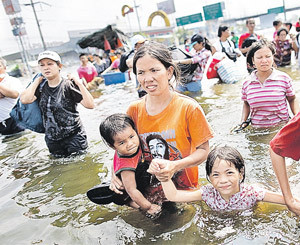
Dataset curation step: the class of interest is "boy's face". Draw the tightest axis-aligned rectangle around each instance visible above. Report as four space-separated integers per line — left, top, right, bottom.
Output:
113 127 139 156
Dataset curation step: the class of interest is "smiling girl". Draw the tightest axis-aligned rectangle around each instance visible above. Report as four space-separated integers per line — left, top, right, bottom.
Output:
239 39 299 128
149 146 287 212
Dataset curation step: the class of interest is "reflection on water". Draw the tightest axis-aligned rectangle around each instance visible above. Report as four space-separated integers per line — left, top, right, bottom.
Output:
1 64 300 244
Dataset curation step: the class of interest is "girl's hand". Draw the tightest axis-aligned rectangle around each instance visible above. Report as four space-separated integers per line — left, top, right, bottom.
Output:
34 75 44 84
109 174 124 195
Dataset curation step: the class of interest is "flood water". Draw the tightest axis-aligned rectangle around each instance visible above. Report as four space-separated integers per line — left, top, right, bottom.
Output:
1 59 300 244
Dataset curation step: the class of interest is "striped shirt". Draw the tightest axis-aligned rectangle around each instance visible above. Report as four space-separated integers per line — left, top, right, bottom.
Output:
241 69 295 128
192 48 211 81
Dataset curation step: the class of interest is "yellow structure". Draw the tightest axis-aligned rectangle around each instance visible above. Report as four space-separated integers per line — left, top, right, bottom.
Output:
121 5 133 17
147 10 170 27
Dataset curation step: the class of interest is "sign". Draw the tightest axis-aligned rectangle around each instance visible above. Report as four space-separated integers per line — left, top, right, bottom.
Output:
203 2 223 20
268 6 284 14
12 26 26 36
2 0 21 15
176 13 203 26
157 0 175 14
9 17 23 26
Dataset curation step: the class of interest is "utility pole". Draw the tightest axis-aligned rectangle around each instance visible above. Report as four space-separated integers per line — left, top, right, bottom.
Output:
24 0 50 50
282 0 287 21
133 0 142 32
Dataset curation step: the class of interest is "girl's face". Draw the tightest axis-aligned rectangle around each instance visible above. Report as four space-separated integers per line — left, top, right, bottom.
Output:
39 58 61 80
252 47 274 72
193 42 204 52
136 54 173 96
112 126 140 156
209 159 243 202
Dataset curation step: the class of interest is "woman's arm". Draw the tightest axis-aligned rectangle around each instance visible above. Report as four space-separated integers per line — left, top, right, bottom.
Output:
120 170 152 211
160 179 202 202
287 95 300 116
240 101 251 123
68 75 94 109
173 58 193 65
150 141 209 182
0 83 19 99
20 76 43 104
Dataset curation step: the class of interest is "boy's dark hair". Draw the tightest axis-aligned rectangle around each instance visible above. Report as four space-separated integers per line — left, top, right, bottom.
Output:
218 25 229 37
99 113 136 148
206 146 246 182
79 53 87 58
273 20 282 27
246 38 275 67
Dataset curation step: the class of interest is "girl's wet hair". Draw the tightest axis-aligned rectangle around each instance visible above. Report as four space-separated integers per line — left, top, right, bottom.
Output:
218 25 229 37
206 146 245 182
191 34 213 52
132 41 180 87
99 113 136 148
246 38 276 68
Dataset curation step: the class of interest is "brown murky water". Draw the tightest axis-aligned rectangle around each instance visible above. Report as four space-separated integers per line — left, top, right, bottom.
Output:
1 59 300 244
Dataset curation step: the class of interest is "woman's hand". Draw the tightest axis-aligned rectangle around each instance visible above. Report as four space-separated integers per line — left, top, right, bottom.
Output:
67 74 85 87
148 159 176 182
286 198 300 216
109 174 124 195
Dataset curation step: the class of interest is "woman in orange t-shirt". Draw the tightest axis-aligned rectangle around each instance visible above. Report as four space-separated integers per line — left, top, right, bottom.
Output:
110 41 213 205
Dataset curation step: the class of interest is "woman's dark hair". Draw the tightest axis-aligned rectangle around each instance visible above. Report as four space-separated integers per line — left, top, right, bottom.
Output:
191 34 213 52
276 27 288 36
132 41 180 87
99 113 137 148
206 146 246 182
246 38 276 68
218 25 229 37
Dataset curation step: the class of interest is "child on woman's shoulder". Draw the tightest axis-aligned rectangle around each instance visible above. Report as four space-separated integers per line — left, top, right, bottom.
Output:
100 113 161 218
149 145 287 212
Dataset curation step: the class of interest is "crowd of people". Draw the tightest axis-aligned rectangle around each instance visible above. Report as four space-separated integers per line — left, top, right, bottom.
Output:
1 16 300 222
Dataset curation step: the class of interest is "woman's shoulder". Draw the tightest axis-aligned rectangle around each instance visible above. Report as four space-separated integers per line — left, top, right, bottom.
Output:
173 92 201 108
270 69 292 81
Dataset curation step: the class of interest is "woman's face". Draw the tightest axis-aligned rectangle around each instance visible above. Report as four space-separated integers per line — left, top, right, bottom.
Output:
278 31 287 42
136 54 173 96
39 58 60 80
222 28 230 38
252 47 273 72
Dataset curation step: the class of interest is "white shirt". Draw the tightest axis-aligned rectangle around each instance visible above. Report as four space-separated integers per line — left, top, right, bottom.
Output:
213 39 238 54
0 74 23 122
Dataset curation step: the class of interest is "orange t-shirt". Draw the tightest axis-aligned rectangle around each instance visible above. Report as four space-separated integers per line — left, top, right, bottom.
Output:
127 92 213 190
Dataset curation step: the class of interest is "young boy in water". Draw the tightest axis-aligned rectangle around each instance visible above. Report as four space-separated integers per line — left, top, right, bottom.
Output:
100 113 161 218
